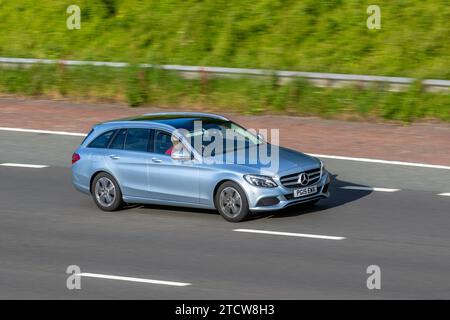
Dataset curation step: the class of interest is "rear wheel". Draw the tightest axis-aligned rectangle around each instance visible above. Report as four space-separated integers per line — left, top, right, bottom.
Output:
91 172 123 211
215 181 250 222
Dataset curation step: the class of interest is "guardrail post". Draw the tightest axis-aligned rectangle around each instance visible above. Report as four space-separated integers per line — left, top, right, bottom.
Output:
200 67 208 95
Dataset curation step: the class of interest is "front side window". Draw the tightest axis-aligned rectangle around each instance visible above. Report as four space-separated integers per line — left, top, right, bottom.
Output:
88 130 116 149
153 130 173 155
124 128 151 152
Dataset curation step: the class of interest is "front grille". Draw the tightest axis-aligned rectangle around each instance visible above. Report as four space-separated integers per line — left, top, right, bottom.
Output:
280 167 321 188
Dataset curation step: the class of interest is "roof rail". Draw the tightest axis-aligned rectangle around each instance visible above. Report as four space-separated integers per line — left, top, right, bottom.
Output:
142 112 229 121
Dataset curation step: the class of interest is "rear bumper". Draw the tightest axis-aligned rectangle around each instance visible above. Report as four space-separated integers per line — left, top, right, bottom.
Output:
248 171 331 212
71 166 91 195
72 179 90 194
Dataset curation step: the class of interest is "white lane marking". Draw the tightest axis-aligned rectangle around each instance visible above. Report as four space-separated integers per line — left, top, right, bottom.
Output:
0 163 48 168
0 127 86 137
233 228 346 240
340 186 399 192
308 153 450 170
438 193 450 197
77 273 191 287
1 127 449 170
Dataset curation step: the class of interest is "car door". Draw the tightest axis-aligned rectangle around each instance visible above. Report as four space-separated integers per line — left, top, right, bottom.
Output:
105 128 152 199
146 129 199 204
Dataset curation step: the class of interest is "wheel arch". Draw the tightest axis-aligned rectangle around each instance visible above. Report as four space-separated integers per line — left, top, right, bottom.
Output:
89 170 120 194
212 179 249 209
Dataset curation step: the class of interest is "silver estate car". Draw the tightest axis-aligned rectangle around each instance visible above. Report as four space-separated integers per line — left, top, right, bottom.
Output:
71 112 331 222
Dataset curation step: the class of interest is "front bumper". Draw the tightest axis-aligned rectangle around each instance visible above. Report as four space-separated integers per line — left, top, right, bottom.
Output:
247 170 331 212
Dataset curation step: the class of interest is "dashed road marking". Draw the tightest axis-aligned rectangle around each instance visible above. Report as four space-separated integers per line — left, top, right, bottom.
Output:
233 228 346 240
78 272 191 287
309 153 450 170
0 163 48 168
0 127 86 137
340 186 400 192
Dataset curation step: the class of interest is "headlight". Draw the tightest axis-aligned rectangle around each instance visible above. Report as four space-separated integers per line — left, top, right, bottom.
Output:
319 160 325 177
244 175 278 188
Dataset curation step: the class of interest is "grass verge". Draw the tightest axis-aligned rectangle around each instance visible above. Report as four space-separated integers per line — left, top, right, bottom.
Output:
0 65 448 123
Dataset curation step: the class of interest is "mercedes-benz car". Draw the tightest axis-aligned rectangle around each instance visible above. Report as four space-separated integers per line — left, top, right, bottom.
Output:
71 112 331 222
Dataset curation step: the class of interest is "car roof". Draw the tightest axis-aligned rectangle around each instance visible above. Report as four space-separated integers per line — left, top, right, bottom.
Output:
99 112 229 130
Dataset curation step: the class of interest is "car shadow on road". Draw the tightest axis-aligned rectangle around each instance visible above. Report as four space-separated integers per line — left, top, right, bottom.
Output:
258 174 372 220
129 173 372 221
130 203 216 217
124 197 216 217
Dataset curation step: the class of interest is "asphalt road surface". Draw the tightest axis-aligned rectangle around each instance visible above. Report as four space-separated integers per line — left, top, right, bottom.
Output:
0 130 449 299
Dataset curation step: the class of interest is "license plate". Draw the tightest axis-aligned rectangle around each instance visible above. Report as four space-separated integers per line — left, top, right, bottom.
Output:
293 185 317 198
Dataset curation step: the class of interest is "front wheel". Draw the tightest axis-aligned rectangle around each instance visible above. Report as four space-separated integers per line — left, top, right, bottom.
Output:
91 172 123 211
215 181 250 222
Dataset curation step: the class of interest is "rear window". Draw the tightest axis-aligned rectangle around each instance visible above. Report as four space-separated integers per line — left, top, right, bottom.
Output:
81 129 94 145
88 130 116 149
124 128 151 152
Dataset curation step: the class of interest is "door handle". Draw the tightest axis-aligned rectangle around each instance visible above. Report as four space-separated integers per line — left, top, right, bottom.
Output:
151 157 162 163
109 155 120 160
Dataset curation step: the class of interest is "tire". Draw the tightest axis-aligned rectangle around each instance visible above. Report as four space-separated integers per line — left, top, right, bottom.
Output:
91 172 123 211
215 181 250 222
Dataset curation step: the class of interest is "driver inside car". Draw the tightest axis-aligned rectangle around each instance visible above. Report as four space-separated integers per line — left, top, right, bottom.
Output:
165 134 189 157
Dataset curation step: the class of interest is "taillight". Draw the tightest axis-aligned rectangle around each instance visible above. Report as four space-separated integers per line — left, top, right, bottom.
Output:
72 153 81 164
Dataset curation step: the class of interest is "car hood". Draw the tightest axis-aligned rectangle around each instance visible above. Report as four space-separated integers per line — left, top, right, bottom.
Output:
207 144 320 176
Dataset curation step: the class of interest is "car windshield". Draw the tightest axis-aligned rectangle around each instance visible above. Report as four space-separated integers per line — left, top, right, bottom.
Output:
174 119 264 156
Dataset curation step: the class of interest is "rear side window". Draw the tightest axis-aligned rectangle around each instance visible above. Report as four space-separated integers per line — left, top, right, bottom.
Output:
109 129 127 150
88 130 116 148
124 128 151 152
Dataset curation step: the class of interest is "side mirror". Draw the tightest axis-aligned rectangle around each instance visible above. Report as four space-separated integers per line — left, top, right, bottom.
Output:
171 148 192 161
257 133 265 142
